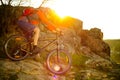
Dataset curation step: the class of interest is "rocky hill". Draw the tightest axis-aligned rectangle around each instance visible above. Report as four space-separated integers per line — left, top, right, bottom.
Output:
0 6 120 80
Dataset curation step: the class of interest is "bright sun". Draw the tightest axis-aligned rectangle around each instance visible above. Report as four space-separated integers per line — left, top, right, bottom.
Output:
51 6 68 18
48 0 72 18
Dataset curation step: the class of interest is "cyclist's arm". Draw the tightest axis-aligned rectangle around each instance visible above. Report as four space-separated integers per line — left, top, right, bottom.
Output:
37 10 56 31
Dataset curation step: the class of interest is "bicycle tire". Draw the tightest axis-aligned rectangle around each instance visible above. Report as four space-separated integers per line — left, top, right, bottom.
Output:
4 35 29 61
46 49 71 75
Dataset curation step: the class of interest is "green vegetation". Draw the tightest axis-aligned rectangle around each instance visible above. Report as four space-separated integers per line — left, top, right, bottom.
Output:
105 39 120 64
72 54 89 69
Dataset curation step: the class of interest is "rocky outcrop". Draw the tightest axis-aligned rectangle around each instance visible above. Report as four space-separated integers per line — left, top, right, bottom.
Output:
0 59 68 80
0 25 115 80
79 28 110 60
0 59 47 80
1 7 119 80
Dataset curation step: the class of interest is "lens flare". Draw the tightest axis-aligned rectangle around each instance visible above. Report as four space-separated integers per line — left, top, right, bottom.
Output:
54 65 60 71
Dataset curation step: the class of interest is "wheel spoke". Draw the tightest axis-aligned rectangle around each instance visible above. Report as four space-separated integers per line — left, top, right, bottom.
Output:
47 49 71 74
4 35 29 60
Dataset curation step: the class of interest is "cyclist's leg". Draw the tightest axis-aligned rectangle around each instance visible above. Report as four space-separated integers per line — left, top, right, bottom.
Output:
33 26 40 46
17 21 40 54
32 25 40 54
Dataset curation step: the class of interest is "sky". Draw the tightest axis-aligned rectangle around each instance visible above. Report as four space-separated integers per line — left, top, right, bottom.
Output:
31 0 120 39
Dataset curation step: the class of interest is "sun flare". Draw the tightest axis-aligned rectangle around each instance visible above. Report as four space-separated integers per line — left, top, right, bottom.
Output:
31 0 120 39
52 7 68 18
49 0 75 18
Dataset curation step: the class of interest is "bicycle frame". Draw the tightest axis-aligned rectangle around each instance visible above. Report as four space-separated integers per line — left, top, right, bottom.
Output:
25 31 62 55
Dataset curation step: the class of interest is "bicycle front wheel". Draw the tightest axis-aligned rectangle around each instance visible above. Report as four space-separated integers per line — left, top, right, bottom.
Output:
46 49 71 75
4 35 29 61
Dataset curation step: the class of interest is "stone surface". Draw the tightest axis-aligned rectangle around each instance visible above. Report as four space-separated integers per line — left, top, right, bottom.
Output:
1 7 119 80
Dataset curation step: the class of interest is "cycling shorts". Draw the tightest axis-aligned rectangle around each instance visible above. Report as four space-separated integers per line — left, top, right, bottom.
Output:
17 20 35 33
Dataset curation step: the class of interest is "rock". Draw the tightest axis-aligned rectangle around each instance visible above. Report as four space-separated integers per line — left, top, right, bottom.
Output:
0 59 50 80
79 28 110 60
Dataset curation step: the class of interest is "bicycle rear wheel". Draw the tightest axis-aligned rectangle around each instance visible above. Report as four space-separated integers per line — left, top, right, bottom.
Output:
46 49 71 75
4 35 29 60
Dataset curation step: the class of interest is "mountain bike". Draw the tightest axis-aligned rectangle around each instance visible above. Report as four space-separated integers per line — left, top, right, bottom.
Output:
4 30 72 75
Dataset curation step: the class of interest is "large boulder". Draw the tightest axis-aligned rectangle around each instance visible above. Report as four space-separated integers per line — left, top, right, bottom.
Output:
79 28 110 60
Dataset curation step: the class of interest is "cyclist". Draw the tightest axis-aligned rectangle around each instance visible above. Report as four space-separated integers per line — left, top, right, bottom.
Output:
17 7 57 54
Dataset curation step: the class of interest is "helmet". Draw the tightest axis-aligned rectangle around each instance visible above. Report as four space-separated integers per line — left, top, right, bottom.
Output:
23 8 34 16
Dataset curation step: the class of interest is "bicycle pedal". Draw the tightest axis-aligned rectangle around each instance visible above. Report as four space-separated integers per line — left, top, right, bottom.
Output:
14 55 20 58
